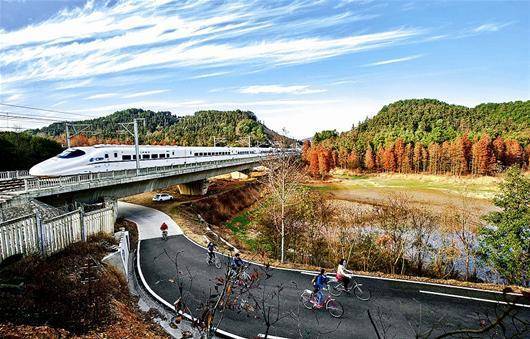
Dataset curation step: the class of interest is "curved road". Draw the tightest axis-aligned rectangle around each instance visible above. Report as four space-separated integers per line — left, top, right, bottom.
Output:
119 202 530 338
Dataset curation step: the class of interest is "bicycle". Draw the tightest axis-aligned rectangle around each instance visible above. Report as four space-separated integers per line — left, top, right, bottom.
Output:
205 253 222 269
328 276 371 301
300 287 344 318
230 265 254 288
161 229 168 241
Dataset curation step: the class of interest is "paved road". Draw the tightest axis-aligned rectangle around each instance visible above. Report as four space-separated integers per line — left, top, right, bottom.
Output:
121 203 530 338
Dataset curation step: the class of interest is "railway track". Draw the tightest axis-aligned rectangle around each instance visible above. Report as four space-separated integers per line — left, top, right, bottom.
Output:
0 179 25 193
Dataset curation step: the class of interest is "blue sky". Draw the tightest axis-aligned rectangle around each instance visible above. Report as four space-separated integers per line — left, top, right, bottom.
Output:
0 0 528 138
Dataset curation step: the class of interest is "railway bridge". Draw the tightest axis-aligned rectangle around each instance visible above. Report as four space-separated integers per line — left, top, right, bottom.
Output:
0 156 269 207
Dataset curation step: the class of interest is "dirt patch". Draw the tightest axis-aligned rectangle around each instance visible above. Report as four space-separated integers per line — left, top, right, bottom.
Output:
306 172 499 223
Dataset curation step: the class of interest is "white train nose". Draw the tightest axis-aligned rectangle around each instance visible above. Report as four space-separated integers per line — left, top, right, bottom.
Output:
29 158 62 177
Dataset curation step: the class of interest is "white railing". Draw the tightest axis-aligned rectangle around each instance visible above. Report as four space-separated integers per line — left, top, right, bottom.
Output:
0 170 29 181
118 230 130 278
19 155 270 193
0 205 117 262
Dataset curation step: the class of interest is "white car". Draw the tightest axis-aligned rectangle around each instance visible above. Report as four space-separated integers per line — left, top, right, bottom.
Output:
152 193 174 202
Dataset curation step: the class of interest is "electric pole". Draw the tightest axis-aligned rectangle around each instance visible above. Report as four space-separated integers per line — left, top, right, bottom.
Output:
65 122 71 148
133 119 140 173
120 118 145 175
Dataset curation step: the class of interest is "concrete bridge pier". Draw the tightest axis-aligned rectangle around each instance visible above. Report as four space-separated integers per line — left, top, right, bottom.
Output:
177 180 209 195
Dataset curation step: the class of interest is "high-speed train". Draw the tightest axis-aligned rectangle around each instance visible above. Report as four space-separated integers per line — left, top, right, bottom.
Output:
29 145 282 177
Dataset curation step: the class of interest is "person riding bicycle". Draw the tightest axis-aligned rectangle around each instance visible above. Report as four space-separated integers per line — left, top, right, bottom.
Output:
230 252 245 277
336 258 353 290
312 268 329 308
207 242 217 262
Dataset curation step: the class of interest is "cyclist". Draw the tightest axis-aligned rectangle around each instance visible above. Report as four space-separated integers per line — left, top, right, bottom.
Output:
230 252 244 277
312 268 329 308
336 258 353 290
160 222 168 240
207 241 217 263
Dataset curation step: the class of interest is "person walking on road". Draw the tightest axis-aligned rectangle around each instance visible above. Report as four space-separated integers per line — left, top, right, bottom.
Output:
160 222 168 240
312 268 329 308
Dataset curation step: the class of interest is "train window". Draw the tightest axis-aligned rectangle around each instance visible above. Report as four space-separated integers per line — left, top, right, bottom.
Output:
104 154 109 159
152 154 159 159
159 154 165 158
132 155 137 160
142 154 149 159
173 152 175 156
194 153 198 156
58 149 85 159
114 153 118 158
122 155 131 160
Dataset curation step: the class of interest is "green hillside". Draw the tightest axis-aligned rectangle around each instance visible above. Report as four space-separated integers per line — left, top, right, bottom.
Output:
328 99 530 151
35 108 287 147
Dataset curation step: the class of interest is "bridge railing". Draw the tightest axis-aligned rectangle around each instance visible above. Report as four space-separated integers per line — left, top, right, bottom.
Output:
20 155 271 193
0 204 117 262
0 170 30 181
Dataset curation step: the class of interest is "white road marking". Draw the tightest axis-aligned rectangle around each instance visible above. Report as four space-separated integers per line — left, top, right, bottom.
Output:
419 290 530 308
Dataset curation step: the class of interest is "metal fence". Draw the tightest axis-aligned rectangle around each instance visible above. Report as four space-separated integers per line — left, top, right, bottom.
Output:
0 205 117 262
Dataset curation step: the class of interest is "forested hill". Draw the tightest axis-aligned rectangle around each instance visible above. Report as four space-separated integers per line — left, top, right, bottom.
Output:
306 99 530 176
35 108 289 147
337 99 530 150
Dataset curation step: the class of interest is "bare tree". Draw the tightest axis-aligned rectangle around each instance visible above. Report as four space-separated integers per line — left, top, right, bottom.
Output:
260 148 305 263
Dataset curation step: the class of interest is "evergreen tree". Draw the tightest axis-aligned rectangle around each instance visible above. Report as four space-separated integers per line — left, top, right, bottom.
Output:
478 167 530 285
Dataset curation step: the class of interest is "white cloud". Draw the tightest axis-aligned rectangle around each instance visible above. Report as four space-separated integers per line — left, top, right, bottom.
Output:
239 85 327 95
190 71 231 79
473 22 512 33
85 93 117 100
122 89 169 98
364 54 423 66
0 0 422 85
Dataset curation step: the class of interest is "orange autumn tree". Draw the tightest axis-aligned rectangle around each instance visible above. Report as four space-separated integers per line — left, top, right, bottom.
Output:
364 144 375 171
308 147 320 177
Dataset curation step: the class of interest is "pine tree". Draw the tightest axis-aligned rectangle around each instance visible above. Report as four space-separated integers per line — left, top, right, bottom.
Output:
338 147 349 168
492 136 506 168
382 144 397 172
348 148 360 170
471 134 496 175
376 146 385 171
428 143 441 174
421 145 429 172
413 143 423 173
308 148 320 177
478 167 530 285
318 147 332 178
364 144 375 171
394 138 406 173
505 139 524 167
331 149 339 169
402 143 413 173
301 140 311 163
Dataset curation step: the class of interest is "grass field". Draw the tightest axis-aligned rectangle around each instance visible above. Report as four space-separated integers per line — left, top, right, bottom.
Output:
307 171 502 220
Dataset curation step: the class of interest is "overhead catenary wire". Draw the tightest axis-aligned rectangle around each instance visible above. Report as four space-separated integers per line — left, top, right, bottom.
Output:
0 102 96 118
0 111 66 123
